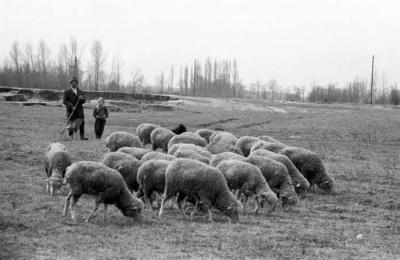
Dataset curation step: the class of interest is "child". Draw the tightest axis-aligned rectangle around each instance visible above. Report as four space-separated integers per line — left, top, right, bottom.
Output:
93 97 109 139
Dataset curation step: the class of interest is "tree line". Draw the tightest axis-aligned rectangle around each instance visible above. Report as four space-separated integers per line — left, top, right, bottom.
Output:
0 38 398 105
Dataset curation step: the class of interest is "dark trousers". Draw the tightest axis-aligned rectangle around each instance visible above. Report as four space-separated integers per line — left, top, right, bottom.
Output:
68 119 85 138
94 119 106 138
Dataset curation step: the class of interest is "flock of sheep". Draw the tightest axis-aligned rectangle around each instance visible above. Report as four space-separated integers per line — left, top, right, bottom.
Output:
44 123 335 224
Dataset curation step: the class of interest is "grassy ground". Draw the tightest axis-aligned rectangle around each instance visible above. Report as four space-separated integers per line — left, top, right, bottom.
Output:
1 98 400 259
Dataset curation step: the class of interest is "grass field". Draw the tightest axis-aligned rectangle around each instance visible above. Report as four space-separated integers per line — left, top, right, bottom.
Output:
1 97 400 259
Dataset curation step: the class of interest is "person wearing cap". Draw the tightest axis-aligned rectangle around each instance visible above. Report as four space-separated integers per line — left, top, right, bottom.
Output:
62 77 88 140
93 97 109 139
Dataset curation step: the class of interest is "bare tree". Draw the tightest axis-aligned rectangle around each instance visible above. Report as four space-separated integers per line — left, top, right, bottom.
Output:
38 39 50 85
130 69 144 93
91 40 105 91
9 41 21 86
169 65 174 93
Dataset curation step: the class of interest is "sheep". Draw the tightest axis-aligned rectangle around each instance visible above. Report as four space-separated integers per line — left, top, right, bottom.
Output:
209 131 237 145
250 140 287 154
209 152 246 167
174 149 210 164
136 123 158 145
63 161 143 222
150 127 176 152
207 131 243 155
105 131 143 152
235 136 261 157
102 152 142 192
168 143 212 159
194 128 215 143
136 159 170 208
117 147 151 160
251 149 310 197
44 143 72 196
167 132 207 151
279 146 335 193
216 160 278 214
246 155 298 207
171 124 187 135
159 158 242 223
141 151 176 162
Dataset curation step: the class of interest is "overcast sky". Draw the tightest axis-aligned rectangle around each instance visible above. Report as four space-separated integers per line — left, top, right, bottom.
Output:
1 0 399 87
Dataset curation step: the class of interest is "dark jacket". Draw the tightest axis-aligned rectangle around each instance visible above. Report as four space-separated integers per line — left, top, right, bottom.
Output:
63 88 86 120
93 105 109 120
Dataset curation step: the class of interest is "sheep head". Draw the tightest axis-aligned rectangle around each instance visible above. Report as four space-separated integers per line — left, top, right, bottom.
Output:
256 191 278 214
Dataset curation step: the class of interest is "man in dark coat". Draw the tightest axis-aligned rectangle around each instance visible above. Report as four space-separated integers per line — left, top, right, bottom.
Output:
63 77 88 140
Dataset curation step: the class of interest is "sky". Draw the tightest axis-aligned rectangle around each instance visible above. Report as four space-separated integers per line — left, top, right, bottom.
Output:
1 0 399 87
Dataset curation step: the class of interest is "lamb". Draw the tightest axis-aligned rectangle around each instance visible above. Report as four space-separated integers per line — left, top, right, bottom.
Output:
171 124 187 135
250 149 310 197
174 149 210 164
194 128 215 143
168 143 212 159
207 131 243 155
216 160 278 214
44 143 72 196
246 155 298 207
136 123 159 145
105 131 143 152
279 146 335 193
136 159 170 208
117 147 151 160
209 152 246 167
167 132 207 150
102 152 142 192
235 136 261 157
63 161 143 222
141 151 176 162
250 140 287 154
150 127 176 152
159 158 242 223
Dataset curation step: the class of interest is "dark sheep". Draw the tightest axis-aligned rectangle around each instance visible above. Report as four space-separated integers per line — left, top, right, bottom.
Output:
171 124 187 135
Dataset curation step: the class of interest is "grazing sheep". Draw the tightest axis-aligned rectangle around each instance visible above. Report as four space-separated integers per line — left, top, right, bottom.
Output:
168 143 212 159
207 131 243 155
167 132 207 150
258 135 287 146
209 152 246 167
44 143 72 196
250 140 287 154
136 123 158 145
141 151 176 162
117 147 151 160
216 160 278 214
194 128 215 143
246 155 298 207
105 131 143 152
159 159 242 223
102 152 142 192
251 149 310 197
63 161 143 222
136 159 170 208
174 149 210 164
279 147 335 193
235 136 261 157
171 124 187 135
150 127 176 152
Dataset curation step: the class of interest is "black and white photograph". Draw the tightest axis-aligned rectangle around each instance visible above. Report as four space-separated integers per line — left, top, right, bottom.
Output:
0 0 399 258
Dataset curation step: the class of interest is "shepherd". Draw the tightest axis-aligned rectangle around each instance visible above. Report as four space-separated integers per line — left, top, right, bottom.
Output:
63 77 88 140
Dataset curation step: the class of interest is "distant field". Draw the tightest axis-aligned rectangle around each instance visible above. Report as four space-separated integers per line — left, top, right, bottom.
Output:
1 97 400 259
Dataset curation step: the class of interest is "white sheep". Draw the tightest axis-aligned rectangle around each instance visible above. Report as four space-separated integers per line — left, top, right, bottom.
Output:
251 149 310 197
63 161 143 222
141 151 176 162
105 131 143 152
194 128 215 143
117 147 151 160
44 143 72 196
207 131 243 155
250 140 287 154
150 127 176 153
159 158 242 223
136 123 159 145
209 152 246 167
102 152 142 192
235 136 261 157
174 149 210 164
168 143 212 159
167 132 207 151
216 160 278 214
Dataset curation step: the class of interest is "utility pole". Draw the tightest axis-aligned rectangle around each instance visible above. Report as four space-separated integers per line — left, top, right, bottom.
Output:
370 55 374 104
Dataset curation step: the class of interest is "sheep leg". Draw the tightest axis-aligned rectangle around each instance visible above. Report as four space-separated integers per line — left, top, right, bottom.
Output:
158 193 169 218
69 194 80 222
198 193 213 222
103 204 108 222
86 200 100 223
242 195 249 215
176 194 188 219
189 198 199 221
63 192 72 216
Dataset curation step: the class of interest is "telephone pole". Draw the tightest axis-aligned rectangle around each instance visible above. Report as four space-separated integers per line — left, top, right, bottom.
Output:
370 55 374 104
